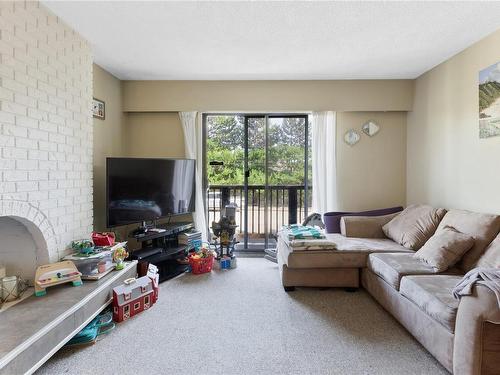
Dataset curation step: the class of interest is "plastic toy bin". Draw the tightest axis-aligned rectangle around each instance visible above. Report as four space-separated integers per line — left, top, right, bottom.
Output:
71 253 113 275
188 255 214 274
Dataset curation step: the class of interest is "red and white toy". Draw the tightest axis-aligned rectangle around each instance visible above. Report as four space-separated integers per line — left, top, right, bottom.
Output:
112 264 160 322
113 277 154 322
147 264 159 303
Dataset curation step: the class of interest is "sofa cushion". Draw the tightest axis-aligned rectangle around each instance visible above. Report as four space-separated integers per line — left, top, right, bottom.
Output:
400 275 463 333
281 233 412 269
323 206 403 233
477 233 500 268
414 226 475 272
367 253 440 290
382 204 447 250
340 213 399 239
436 210 500 271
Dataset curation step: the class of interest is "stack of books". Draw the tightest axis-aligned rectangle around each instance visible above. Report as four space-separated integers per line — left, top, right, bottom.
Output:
178 230 202 249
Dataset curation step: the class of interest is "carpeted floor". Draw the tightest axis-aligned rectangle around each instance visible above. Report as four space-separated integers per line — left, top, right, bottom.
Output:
37 258 448 375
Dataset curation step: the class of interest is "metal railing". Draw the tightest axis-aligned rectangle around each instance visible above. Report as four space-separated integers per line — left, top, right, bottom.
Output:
207 185 311 238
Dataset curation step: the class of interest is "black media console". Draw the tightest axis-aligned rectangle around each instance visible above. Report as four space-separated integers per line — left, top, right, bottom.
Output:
128 222 194 282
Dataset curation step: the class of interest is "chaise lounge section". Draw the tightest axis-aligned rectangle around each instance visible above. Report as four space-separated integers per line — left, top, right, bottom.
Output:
277 234 412 289
277 205 500 374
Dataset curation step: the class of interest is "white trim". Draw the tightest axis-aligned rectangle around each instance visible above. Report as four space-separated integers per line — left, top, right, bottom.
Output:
26 299 111 375
0 261 137 372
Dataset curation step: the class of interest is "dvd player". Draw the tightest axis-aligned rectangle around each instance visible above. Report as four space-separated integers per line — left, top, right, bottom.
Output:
130 247 163 260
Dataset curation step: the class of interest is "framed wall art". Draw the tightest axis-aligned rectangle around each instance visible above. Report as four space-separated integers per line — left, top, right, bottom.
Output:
479 62 500 138
92 98 105 120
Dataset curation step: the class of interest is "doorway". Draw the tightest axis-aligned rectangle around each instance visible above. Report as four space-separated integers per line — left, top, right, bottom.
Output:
204 114 311 251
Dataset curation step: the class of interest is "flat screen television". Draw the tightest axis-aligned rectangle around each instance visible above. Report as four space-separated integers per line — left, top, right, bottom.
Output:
106 157 196 227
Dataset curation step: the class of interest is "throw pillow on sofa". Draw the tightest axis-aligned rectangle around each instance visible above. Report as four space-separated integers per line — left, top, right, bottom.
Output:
414 226 475 272
382 204 447 250
476 233 500 268
435 209 500 271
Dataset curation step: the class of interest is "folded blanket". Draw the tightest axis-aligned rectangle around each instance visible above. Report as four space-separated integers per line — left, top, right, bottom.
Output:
279 227 336 251
287 239 337 251
286 224 326 241
452 268 500 308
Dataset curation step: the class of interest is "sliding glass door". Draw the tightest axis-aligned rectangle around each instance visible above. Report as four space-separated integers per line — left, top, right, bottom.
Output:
204 114 310 251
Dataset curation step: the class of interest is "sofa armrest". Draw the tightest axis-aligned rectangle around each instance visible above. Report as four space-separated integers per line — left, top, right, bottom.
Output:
454 285 500 375
340 213 398 238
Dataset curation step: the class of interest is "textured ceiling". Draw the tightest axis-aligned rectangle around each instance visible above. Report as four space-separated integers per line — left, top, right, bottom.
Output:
42 1 500 80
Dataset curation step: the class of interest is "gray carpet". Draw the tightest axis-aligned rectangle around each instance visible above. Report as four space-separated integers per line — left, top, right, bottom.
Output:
37 258 447 375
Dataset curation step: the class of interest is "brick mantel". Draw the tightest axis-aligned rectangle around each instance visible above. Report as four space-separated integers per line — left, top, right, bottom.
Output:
0 1 93 262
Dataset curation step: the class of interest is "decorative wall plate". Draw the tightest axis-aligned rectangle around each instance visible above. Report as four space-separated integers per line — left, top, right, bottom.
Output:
344 129 360 146
362 120 380 137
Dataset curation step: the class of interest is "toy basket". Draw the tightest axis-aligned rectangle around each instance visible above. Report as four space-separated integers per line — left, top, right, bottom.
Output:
188 255 214 275
92 232 115 246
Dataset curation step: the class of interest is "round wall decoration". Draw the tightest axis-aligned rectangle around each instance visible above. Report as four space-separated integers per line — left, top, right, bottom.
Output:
344 129 360 146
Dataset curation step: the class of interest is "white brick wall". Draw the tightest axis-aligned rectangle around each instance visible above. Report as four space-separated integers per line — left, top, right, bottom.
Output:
0 1 93 263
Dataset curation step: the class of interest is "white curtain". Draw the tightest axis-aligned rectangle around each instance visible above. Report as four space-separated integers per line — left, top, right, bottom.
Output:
311 111 338 215
179 112 208 241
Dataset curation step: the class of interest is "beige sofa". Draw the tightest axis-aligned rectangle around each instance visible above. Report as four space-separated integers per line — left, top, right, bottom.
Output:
277 208 500 374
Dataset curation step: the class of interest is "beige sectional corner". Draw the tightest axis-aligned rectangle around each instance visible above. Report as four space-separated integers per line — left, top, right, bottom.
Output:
277 207 500 374
278 233 412 289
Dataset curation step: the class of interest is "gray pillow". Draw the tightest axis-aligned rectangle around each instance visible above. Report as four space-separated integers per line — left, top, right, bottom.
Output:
436 209 500 271
476 233 500 268
414 226 475 272
382 204 447 250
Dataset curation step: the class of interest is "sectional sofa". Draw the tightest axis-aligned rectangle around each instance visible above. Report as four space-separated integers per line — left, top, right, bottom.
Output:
277 206 500 374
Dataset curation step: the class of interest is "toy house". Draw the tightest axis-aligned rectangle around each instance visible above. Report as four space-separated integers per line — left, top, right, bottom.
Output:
112 276 155 322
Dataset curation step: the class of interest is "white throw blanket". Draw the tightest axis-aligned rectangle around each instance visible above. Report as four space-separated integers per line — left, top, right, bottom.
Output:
452 268 500 308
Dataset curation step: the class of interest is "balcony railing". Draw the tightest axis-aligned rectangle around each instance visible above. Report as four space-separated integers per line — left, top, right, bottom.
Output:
207 185 311 238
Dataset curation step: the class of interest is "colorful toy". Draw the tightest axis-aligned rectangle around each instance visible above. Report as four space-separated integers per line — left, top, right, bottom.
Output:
215 255 237 270
112 277 156 322
92 232 116 246
147 264 160 303
113 246 128 270
188 244 216 274
64 311 115 347
34 261 82 297
211 205 238 260
71 239 94 255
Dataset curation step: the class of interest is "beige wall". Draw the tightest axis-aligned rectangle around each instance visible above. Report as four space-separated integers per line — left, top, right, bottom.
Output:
122 80 414 112
407 29 500 214
337 112 406 211
123 111 407 213
93 64 125 231
121 80 412 215
96 73 411 229
124 112 185 158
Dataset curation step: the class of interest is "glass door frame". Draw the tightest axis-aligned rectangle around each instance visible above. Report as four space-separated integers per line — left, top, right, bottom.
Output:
202 113 310 251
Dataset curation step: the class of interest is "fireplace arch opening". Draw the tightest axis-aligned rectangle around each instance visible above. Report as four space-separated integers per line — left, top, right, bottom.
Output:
0 202 56 283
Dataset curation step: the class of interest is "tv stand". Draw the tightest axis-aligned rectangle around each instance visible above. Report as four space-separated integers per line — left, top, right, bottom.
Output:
129 222 194 282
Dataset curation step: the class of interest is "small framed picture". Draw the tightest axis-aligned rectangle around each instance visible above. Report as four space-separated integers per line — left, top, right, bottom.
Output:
92 98 105 120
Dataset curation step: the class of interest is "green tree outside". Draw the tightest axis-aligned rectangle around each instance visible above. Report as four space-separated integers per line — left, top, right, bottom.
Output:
206 116 311 186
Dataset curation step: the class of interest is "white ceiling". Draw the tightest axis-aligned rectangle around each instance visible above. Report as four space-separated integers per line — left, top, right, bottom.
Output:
42 1 500 80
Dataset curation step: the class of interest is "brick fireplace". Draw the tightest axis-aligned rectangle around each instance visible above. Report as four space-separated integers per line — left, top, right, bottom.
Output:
0 1 93 280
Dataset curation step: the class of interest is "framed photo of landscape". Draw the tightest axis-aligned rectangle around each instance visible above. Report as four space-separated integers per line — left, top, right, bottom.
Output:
92 98 105 120
479 62 500 138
